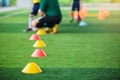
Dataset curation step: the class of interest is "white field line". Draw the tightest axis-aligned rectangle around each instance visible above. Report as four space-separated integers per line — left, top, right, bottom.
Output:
0 9 28 19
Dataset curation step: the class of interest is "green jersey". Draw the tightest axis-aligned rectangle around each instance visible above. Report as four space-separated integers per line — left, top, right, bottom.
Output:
40 0 62 16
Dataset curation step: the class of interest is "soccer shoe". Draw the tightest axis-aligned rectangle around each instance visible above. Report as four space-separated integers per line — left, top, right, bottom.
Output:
50 24 59 34
23 28 32 32
44 28 53 33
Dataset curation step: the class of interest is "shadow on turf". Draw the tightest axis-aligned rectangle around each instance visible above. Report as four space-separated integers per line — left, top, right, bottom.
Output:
0 23 120 34
0 67 120 80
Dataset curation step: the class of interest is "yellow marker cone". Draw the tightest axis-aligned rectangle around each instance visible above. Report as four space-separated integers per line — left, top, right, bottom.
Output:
22 62 42 74
86 14 98 17
36 29 46 35
33 40 46 48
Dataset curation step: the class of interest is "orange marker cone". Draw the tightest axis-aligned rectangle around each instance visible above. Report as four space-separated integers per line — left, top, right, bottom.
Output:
22 62 42 74
98 7 105 20
33 40 46 48
31 49 47 57
79 8 85 19
82 5 88 17
29 34 41 41
104 10 110 17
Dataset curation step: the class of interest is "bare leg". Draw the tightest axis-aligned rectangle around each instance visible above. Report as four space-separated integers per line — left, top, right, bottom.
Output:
28 14 34 29
31 19 39 32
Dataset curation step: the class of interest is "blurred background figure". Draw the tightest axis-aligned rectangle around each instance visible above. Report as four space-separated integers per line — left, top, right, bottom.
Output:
70 0 82 23
1 0 9 7
23 0 40 32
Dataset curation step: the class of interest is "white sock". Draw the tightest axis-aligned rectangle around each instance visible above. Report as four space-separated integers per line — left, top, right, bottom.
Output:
28 17 33 29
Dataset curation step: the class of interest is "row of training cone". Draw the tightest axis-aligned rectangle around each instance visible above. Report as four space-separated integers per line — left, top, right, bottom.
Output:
79 5 110 20
22 49 47 74
31 33 47 57
29 34 46 48
22 33 47 74
98 7 110 20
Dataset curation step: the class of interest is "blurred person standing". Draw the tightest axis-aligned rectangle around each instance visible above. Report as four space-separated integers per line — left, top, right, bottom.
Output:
70 0 82 23
24 0 40 32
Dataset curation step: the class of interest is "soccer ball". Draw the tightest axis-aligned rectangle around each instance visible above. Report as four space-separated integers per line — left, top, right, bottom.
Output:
79 20 87 27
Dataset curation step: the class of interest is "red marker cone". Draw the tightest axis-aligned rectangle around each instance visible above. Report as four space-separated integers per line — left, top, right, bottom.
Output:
31 49 47 57
29 34 41 41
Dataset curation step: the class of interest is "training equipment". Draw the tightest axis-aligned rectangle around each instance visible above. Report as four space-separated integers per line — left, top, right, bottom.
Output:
22 62 42 74
29 34 41 41
36 29 46 35
33 40 46 48
79 5 88 19
22 16 47 75
79 20 87 27
79 5 110 20
31 49 47 57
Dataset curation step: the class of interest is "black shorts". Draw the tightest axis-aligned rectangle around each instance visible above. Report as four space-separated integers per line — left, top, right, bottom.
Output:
36 15 62 28
31 3 39 15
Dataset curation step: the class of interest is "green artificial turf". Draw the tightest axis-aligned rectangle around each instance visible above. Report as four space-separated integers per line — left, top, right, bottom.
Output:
0 9 120 80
